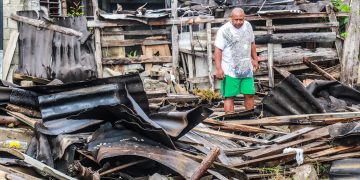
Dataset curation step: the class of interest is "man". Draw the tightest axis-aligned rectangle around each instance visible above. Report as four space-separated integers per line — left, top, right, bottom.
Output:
214 8 259 113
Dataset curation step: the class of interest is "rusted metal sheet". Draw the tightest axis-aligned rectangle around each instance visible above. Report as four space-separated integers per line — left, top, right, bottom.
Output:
51 133 91 160
16 11 97 83
96 141 200 179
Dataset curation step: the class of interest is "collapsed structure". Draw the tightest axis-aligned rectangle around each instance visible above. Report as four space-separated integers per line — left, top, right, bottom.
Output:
1 0 360 179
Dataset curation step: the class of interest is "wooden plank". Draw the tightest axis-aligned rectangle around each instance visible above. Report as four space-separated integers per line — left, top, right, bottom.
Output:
233 145 329 168
224 112 360 126
87 13 349 28
307 152 360 163
193 127 270 145
11 14 82 37
204 119 287 135
255 22 339 31
101 39 170 47
61 0 67 16
266 19 274 87
101 29 171 36
102 56 172 65
272 127 316 144
242 126 329 160
2 31 19 80
309 146 358 159
206 23 214 91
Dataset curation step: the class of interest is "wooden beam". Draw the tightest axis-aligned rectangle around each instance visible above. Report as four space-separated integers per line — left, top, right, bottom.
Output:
61 0 67 16
307 152 360 163
309 146 359 159
204 119 287 135
2 31 18 80
266 19 274 87
193 127 270 145
101 29 171 36
92 0 103 78
271 127 316 144
13 73 51 84
102 56 172 65
87 13 349 28
256 32 336 44
11 14 82 37
256 22 339 31
206 23 214 91
303 57 337 81
171 0 179 82
101 39 170 47
326 5 343 61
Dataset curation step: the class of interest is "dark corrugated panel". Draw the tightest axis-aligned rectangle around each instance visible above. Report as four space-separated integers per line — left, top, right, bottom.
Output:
330 159 360 180
329 122 360 146
16 11 97 83
255 74 326 117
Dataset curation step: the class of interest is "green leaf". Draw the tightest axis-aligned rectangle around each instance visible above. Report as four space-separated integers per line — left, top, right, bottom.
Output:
340 4 351 13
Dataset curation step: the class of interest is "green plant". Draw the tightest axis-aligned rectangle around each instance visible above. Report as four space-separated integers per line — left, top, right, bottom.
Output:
331 0 350 38
67 1 84 17
127 50 138 58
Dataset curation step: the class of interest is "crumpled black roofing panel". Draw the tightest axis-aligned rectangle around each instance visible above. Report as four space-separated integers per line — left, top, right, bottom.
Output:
329 122 360 146
255 74 325 117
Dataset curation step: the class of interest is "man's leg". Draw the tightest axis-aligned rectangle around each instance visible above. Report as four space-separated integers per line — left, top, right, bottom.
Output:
244 95 254 110
224 97 235 113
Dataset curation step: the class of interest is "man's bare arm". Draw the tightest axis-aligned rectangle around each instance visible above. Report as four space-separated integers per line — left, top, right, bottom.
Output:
251 42 259 71
214 47 224 79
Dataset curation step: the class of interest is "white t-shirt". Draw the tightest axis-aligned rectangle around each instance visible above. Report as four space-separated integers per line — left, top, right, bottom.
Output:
214 21 255 78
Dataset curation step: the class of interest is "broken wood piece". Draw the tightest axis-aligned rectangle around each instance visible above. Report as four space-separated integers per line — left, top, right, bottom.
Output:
204 119 287 135
255 22 339 31
100 159 148 176
303 57 337 81
193 128 270 145
13 73 51 85
6 104 42 118
191 147 220 180
4 109 40 128
255 32 336 44
0 115 20 126
10 14 82 37
272 127 316 144
0 164 41 180
2 31 19 80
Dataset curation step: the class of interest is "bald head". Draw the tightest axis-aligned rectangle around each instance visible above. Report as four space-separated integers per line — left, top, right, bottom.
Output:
230 8 245 29
230 8 245 17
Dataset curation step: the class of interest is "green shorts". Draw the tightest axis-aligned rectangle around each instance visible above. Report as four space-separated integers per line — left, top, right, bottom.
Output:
220 75 255 98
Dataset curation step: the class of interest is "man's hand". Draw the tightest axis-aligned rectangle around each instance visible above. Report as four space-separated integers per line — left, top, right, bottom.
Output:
216 68 225 80
252 59 259 72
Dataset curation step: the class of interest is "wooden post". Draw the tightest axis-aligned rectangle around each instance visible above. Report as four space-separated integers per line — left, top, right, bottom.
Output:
2 31 19 81
190 147 220 180
206 23 214 91
61 0 67 16
188 25 195 90
266 19 275 87
326 5 343 61
171 0 179 82
340 0 360 86
92 0 103 78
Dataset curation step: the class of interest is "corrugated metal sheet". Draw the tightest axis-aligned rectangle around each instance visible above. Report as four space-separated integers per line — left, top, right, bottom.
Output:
330 122 360 146
16 11 97 83
330 158 360 180
255 73 325 117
